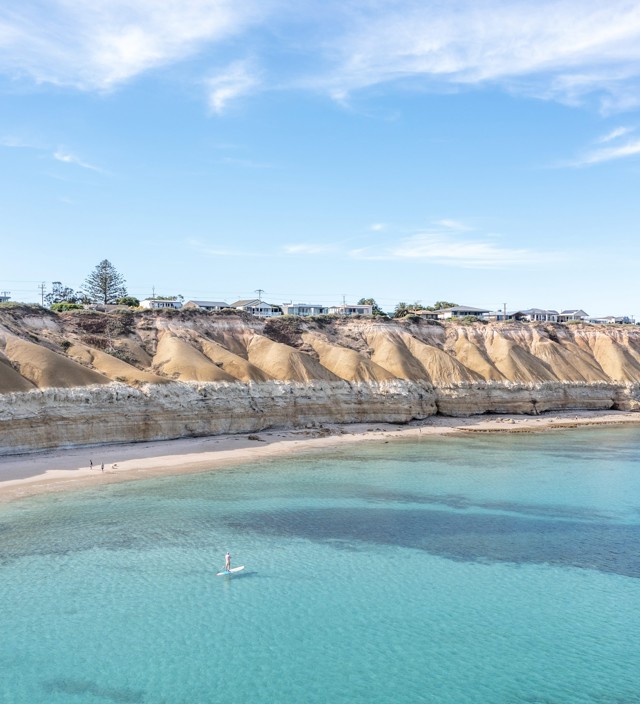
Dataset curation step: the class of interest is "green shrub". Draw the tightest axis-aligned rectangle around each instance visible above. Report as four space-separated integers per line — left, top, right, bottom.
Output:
51 302 84 312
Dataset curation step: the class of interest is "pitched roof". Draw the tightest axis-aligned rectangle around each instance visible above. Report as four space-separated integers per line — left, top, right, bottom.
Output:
231 299 260 307
186 300 229 307
436 306 491 313
231 299 280 308
521 308 559 315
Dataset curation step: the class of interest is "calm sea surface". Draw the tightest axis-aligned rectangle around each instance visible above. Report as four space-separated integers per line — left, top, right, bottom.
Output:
1 427 640 704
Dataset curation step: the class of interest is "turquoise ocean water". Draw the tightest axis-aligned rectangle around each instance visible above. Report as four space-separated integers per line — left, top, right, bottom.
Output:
1 427 640 704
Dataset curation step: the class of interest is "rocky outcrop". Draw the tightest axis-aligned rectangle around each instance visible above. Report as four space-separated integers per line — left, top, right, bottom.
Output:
1 305 640 455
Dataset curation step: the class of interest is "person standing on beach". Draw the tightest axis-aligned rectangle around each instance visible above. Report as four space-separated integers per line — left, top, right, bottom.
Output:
101 463 104 472
225 552 231 571
89 459 93 469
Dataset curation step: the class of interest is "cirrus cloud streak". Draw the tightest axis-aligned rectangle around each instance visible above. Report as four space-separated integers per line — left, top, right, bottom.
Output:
1 1 640 113
350 231 561 269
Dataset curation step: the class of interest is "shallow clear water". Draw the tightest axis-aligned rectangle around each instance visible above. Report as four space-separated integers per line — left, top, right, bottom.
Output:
1 427 640 703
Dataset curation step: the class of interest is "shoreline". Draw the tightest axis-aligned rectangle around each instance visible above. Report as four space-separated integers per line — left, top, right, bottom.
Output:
1 409 638 503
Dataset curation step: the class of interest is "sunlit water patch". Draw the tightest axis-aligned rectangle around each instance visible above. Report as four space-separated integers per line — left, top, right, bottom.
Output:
1 427 640 703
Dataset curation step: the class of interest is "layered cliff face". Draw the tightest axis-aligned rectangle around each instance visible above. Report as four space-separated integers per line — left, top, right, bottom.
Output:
1 305 639 454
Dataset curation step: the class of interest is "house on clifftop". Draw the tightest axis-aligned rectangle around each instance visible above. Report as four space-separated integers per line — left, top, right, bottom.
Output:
231 299 282 317
558 309 589 322
328 303 373 316
416 305 490 320
140 298 183 310
281 303 328 316
183 300 229 311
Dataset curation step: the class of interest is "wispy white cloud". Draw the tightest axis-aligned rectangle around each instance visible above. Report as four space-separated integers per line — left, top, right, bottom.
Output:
562 124 640 166
571 137 640 166
350 230 560 269
2 136 106 173
596 126 634 143
283 243 337 255
0 136 39 149
0 1 268 90
2 1 640 113
188 237 261 257
434 219 472 232
281 220 560 269
369 223 386 232
53 148 104 172
318 1 640 112
207 60 260 114
220 156 272 169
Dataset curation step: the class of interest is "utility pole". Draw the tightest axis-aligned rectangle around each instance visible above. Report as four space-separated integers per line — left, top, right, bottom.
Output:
503 302 507 320
38 282 46 306
255 288 264 302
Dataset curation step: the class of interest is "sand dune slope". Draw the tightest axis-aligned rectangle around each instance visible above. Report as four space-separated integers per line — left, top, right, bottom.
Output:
585 334 640 383
113 339 154 368
302 332 395 382
0 334 111 388
402 333 483 385
0 350 36 392
446 327 506 381
152 334 236 382
68 344 169 385
483 328 558 383
530 330 605 382
365 331 431 381
200 340 273 382
246 334 340 382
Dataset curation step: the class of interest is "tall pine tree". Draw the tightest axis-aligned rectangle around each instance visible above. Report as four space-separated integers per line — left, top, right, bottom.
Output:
83 259 127 304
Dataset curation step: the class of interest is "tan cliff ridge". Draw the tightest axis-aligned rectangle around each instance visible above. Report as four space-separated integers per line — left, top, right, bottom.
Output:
1 305 639 455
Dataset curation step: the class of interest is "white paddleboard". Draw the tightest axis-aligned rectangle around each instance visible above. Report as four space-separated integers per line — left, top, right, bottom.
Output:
216 566 245 576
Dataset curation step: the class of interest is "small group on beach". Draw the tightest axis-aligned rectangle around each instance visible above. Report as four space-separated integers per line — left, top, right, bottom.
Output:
89 459 117 472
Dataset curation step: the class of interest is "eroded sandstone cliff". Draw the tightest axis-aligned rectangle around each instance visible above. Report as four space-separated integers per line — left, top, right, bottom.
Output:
1 305 639 454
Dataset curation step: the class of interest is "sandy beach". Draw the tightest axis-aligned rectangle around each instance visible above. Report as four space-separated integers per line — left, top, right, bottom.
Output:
1 409 638 503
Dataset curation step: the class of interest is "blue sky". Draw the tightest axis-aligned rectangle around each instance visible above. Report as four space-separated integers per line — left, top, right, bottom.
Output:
1 1 640 316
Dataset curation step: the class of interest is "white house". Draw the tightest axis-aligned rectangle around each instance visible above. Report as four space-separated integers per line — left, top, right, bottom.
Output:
183 300 229 311
520 308 559 322
430 305 491 320
328 303 373 316
231 299 282 317
482 310 528 322
281 303 328 316
411 309 440 320
586 315 635 325
0 292 10 303
140 298 183 310
557 309 589 323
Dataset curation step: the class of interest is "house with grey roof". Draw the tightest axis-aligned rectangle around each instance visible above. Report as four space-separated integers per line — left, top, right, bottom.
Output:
281 303 328 316
519 308 559 322
557 309 588 322
482 310 528 321
328 303 373 316
425 305 491 320
231 299 282 317
586 315 635 324
140 298 183 310
183 300 230 311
